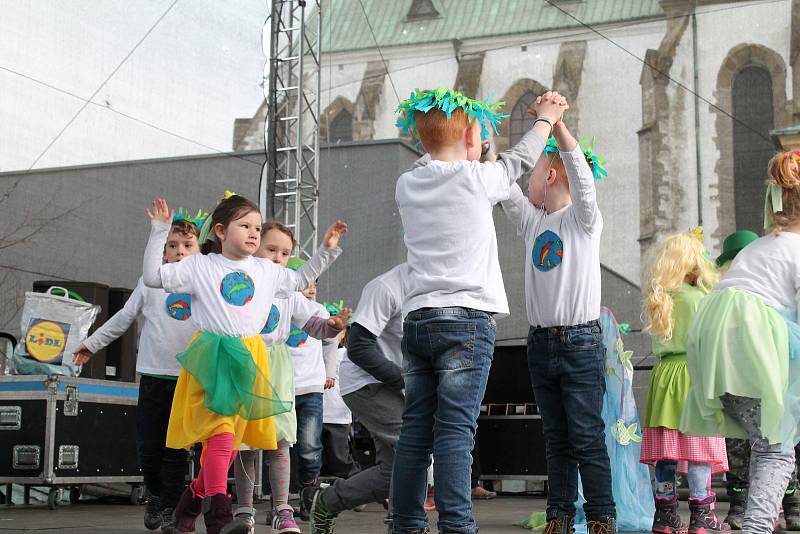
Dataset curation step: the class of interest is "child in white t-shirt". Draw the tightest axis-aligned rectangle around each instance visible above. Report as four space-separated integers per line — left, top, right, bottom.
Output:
229 222 349 534
391 88 566 534
321 332 356 479
141 194 346 534
499 112 616 534
73 210 206 532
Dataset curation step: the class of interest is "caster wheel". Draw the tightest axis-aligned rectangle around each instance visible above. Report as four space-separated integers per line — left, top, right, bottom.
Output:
130 484 144 505
69 486 80 504
47 488 61 510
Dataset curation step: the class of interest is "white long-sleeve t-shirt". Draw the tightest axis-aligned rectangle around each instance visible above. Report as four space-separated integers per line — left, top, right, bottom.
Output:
142 220 340 337
501 145 603 328
396 130 546 317
82 277 195 376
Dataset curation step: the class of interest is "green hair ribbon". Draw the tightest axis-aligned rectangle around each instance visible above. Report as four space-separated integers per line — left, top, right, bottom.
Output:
396 88 509 142
764 182 784 230
544 136 608 181
323 300 346 316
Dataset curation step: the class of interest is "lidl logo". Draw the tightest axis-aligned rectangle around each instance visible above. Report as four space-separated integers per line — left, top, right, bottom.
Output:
25 319 70 363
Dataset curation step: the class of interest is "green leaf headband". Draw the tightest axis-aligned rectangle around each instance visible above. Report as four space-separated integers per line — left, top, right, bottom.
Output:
172 208 209 231
286 257 306 271
544 136 608 181
396 88 509 142
197 191 238 245
323 300 346 316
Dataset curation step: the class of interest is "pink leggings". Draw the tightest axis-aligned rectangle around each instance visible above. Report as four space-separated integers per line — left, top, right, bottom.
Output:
190 432 236 498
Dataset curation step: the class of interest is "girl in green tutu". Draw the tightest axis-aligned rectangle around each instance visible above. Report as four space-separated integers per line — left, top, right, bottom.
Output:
640 231 728 534
681 151 800 534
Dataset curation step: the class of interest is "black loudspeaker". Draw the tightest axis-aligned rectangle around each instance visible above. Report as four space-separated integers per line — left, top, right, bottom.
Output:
32 281 110 380
476 343 547 479
483 344 534 405
105 287 138 382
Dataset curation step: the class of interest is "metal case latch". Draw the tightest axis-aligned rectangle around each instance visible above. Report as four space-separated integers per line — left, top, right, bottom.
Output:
58 445 79 469
64 383 79 416
12 445 41 469
0 406 21 430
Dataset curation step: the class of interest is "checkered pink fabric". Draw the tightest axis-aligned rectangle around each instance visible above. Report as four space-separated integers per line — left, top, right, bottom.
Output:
641 427 729 474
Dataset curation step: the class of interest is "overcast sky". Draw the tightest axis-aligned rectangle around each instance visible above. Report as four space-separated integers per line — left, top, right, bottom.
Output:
1 0 268 172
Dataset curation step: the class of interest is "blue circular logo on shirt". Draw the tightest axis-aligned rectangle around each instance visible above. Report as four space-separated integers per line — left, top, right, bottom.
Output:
165 293 192 321
532 230 564 272
219 272 255 306
286 322 309 348
261 304 281 334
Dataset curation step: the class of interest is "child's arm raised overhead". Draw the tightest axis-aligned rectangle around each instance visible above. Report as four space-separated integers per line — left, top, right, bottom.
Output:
479 91 567 205
73 280 144 365
275 220 347 297
553 120 600 233
142 198 172 288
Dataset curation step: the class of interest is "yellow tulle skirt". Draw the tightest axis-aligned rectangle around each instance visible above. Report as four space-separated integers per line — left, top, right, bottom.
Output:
166 334 281 451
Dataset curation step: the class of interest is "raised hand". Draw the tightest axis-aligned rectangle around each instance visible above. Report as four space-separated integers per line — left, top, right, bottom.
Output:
323 220 348 250
528 91 569 124
146 198 173 225
326 308 352 330
72 343 94 365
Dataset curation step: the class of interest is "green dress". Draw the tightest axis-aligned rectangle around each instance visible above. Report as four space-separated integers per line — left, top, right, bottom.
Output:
644 284 704 429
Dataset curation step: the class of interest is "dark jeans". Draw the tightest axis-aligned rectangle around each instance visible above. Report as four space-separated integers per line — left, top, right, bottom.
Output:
136 375 187 509
391 307 496 534
294 392 324 485
527 321 615 520
471 444 482 489
321 423 356 478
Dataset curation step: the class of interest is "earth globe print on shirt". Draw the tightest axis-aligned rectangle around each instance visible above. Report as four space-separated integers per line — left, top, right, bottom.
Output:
219 271 256 306
532 230 564 272
165 293 192 321
286 323 309 347
261 304 281 334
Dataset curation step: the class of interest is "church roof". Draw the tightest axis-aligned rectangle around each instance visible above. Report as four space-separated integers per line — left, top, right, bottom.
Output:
321 0 664 53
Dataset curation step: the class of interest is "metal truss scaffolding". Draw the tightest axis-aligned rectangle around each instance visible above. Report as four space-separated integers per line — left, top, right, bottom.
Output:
261 0 322 258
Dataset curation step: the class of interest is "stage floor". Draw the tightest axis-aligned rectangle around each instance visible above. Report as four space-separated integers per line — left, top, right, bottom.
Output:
0 495 733 534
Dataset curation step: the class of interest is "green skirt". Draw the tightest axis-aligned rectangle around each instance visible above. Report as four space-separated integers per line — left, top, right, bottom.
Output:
268 344 298 446
644 354 689 429
680 287 789 445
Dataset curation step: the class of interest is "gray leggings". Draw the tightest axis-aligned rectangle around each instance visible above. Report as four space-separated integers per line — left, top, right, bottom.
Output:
721 395 796 534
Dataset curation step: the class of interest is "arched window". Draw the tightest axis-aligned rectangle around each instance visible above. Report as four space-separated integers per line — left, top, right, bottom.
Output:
509 91 537 146
732 66 775 233
329 109 353 143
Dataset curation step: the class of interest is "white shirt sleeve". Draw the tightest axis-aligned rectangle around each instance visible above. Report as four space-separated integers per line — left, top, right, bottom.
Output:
82 279 144 354
500 182 537 237
273 246 342 298
142 221 170 288
354 279 397 337
159 253 199 294
561 145 600 234
477 129 547 206
292 295 330 331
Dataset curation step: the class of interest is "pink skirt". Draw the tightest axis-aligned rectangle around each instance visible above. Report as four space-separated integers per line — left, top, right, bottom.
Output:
640 427 729 474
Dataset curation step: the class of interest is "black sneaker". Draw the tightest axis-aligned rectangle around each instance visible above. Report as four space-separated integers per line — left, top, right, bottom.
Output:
160 508 174 533
144 495 162 531
309 485 338 534
299 482 319 521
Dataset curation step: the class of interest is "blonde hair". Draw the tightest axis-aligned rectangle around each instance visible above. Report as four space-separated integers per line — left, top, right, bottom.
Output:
642 233 719 342
767 151 800 231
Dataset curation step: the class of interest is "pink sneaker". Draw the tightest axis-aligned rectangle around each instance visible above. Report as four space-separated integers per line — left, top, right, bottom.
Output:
271 504 301 534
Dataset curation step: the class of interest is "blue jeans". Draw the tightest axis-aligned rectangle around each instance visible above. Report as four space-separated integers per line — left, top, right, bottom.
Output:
294 392 323 485
527 322 615 520
391 307 496 534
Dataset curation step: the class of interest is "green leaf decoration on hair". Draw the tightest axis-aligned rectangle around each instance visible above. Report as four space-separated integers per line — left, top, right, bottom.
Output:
173 208 209 231
395 88 509 142
323 300 346 316
286 257 306 271
543 136 608 181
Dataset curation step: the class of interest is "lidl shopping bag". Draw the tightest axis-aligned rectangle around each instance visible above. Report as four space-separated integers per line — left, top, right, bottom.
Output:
10 287 100 376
